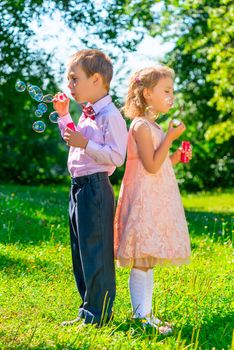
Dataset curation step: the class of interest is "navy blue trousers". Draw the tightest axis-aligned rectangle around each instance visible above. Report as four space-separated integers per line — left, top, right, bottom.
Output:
69 172 116 325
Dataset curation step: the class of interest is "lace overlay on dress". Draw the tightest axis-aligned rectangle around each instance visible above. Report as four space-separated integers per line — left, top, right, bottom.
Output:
114 117 191 268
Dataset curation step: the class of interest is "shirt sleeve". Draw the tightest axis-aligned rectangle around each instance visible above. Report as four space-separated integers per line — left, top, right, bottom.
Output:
57 113 75 138
85 112 128 167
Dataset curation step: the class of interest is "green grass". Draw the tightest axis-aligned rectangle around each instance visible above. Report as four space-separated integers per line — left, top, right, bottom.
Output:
0 184 233 350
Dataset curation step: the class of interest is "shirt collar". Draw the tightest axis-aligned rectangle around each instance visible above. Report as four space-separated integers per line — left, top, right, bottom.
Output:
87 94 112 115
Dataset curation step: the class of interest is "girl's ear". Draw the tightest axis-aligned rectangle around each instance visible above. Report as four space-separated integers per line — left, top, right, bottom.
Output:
143 87 151 101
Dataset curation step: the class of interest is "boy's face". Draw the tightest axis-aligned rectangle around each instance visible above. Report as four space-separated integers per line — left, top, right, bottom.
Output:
145 77 174 114
67 64 97 103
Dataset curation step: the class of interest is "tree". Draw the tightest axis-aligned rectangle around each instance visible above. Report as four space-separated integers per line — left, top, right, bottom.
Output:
0 0 158 184
152 0 234 190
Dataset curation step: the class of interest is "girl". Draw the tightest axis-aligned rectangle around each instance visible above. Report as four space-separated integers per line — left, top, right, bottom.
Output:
114 66 192 335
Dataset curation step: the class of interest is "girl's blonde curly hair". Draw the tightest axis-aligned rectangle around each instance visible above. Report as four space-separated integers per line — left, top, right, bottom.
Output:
123 66 175 119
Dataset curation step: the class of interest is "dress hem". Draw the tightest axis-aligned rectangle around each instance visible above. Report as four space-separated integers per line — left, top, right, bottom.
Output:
115 255 191 268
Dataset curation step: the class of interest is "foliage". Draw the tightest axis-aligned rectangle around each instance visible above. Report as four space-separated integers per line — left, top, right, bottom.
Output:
0 0 157 184
152 0 234 190
0 0 233 190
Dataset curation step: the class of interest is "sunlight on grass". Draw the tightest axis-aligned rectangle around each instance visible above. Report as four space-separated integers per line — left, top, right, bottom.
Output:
0 185 233 349
182 191 234 214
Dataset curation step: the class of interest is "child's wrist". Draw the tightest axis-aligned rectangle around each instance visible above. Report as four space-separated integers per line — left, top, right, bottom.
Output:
59 112 69 117
165 134 173 146
82 138 88 149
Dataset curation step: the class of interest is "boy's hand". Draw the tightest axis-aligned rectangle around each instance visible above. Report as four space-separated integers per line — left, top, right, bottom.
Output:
52 92 70 117
166 120 186 142
64 127 88 148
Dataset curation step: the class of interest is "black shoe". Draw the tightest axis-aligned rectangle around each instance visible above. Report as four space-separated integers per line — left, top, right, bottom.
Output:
61 317 82 326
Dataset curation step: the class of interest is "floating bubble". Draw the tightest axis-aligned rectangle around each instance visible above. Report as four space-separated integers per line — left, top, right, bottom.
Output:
27 83 34 92
35 109 43 118
49 111 59 123
27 84 43 102
32 121 46 133
172 118 181 127
168 97 184 117
43 94 53 103
165 96 174 107
37 102 47 114
15 80 26 92
173 109 180 118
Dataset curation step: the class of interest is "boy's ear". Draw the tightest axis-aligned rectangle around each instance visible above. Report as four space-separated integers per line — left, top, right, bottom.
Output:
92 73 101 85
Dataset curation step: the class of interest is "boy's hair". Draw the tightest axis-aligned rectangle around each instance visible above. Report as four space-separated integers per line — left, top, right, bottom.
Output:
123 66 175 119
69 49 113 91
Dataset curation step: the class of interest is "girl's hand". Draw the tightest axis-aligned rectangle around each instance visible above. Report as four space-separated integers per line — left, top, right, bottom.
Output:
64 127 88 148
170 144 193 165
181 143 193 161
170 148 182 165
166 120 186 143
52 92 70 117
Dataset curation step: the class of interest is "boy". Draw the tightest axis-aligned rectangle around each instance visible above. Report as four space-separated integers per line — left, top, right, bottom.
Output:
53 49 128 326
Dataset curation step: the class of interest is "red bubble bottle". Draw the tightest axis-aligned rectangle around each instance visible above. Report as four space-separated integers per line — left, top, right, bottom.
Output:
181 141 190 163
66 122 76 131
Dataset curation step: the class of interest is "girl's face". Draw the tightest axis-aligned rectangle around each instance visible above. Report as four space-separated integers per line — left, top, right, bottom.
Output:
145 77 174 114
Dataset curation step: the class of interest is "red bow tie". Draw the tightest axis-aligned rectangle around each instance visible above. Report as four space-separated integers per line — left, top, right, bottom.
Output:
82 104 96 120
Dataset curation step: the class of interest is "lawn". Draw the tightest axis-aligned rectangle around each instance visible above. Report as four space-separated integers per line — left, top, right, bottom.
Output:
0 184 233 350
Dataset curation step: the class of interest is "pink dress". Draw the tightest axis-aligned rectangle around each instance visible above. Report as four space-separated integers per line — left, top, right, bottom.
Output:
114 117 191 268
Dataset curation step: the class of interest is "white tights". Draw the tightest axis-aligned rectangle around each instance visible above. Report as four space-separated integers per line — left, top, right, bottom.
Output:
129 268 154 318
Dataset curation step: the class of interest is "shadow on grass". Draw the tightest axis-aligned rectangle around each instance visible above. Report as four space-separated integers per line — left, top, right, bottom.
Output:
0 185 69 245
0 251 59 277
177 313 233 349
1 313 232 349
185 210 232 242
0 210 69 245
1 184 233 246
110 313 233 349
0 209 232 246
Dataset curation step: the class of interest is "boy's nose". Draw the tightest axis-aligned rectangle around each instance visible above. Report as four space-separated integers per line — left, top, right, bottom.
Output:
67 81 73 90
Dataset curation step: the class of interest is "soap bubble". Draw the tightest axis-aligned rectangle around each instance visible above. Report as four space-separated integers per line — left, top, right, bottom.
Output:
165 96 174 107
172 118 181 127
43 94 53 103
37 102 47 114
15 83 61 132
27 84 43 102
168 97 184 117
35 109 43 118
15 80 26 92
32 121 46 133
27 83 34 92
49 111 59 123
